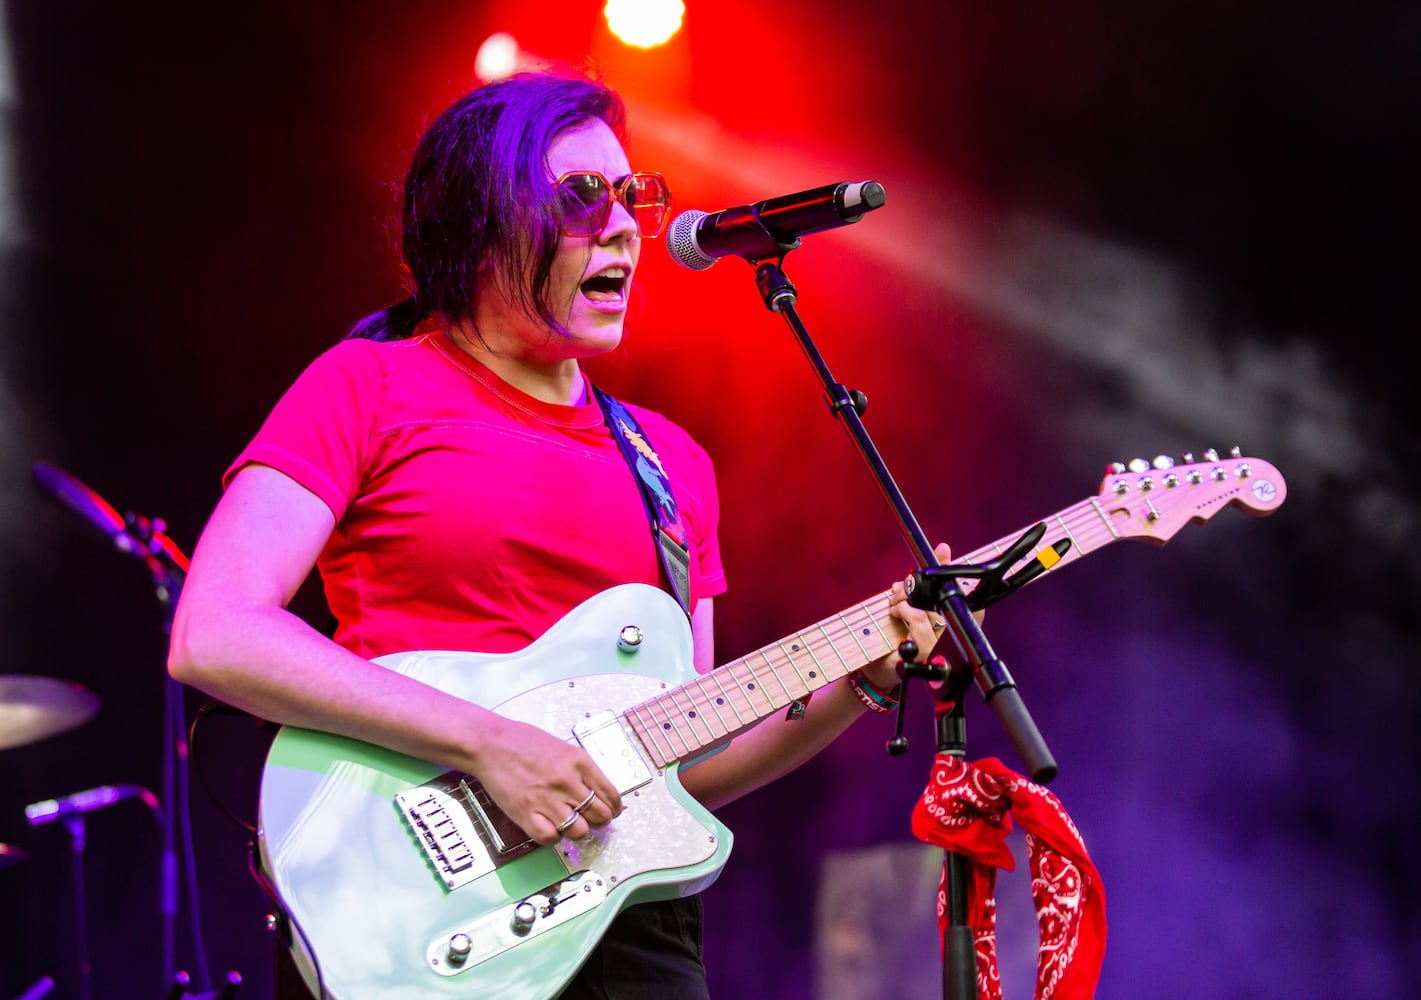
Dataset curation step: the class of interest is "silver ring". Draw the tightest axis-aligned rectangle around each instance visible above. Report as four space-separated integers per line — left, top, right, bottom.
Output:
574 789 598 814
931 618 946 631
555 810 580 835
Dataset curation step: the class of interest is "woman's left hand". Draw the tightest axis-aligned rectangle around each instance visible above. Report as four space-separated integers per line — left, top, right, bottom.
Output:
872 541 958 691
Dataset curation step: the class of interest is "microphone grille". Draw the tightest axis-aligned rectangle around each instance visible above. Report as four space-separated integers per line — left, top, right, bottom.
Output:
666 210 715 271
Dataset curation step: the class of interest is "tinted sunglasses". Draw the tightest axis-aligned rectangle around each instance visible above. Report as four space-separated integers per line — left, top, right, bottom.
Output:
553 170 671 239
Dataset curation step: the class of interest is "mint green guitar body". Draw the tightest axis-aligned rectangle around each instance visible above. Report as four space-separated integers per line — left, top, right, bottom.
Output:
258 584 732 999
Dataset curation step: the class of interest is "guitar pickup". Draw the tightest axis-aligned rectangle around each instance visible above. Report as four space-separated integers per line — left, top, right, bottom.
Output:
573 711 654 796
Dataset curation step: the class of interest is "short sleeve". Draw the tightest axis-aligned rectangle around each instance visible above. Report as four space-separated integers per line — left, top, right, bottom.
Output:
224 339 385 522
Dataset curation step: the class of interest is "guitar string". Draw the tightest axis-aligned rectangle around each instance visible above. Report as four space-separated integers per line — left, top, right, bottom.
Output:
626 467 1250 764
773 636 817 701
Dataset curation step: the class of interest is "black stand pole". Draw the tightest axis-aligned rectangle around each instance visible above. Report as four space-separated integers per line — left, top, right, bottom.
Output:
936 703 976 1000
153 560 182 994
122 513 216 997
63 815 92 1000
748 258 1057 999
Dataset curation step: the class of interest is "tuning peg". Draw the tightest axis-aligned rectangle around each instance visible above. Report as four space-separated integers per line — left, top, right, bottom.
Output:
1204 448 1220 462
1182 452 1194 463
1127 458 1150 473
1152 455 1174 470
1107 462 1126 474
1230 446 1242 458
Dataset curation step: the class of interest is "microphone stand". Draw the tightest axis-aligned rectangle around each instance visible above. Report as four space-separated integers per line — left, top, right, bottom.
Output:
746 257 1057 999
31 463 213 996
123 511 194 996
32 791 163 1000
64 813 91 1000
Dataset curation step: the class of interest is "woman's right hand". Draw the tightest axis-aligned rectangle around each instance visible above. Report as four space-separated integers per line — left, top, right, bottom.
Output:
469 714 624 845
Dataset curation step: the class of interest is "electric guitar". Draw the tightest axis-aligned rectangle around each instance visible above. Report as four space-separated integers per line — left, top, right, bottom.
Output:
258 450 1286 998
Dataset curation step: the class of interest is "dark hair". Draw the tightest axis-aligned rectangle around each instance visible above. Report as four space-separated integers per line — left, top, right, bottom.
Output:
347 72 627 342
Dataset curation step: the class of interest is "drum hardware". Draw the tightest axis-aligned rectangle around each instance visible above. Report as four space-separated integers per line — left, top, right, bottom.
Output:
0 675 99 751
23 784 158 1000
29 460 240 996
168 970 243 999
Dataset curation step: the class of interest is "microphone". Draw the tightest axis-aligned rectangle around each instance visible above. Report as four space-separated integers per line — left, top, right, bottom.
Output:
33 461 191 576
32 461 127 545
667 179 886 270
25 784 157 826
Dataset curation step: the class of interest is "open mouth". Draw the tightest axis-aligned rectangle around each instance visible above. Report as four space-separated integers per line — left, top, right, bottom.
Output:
580 266 629 304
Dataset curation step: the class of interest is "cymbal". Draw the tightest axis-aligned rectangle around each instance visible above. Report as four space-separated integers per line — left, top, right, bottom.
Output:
0 675 99 751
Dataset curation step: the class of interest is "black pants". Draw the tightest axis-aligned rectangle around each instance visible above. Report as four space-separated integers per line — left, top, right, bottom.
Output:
557 895 708 999
275 896 708 999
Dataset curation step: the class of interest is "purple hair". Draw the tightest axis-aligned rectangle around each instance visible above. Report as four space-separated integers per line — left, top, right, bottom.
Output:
347 72 627 342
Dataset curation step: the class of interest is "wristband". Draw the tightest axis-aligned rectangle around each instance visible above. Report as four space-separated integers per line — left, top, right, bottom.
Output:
847 671 900 714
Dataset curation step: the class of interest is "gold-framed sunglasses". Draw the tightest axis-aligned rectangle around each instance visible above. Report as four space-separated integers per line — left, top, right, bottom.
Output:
553 170 671 238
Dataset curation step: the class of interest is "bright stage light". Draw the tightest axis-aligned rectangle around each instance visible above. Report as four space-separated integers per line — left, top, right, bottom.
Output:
475 32 522 82
604 0 685 49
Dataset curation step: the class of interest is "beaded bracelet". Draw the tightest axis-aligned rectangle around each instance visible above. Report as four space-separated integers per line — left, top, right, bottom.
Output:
847 671 901 714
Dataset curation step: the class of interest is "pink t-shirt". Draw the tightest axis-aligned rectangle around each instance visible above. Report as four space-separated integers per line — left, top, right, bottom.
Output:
227 332 725 659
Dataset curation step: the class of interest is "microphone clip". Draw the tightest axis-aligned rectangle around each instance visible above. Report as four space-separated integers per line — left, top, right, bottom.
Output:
716 203 801 264
122 511 189 584
908 523 1072 615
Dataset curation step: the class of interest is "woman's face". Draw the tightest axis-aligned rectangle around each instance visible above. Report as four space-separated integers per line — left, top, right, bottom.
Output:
478 118 642 363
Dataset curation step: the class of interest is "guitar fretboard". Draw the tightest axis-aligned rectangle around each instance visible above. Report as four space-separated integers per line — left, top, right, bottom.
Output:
623 495 1117 767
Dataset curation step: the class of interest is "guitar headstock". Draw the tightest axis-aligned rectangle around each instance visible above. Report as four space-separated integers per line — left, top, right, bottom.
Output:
1095 448 1286 544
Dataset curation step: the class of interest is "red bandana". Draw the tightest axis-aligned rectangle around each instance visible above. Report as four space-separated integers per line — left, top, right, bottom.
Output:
910 756 1107 999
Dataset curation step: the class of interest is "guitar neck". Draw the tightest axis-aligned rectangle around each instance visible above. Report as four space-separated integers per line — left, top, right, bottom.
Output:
623 450 1287 768
623 496 1115 769
956 495 1114 597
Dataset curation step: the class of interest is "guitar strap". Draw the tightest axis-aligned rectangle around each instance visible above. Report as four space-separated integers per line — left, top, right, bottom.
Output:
592 385 693 621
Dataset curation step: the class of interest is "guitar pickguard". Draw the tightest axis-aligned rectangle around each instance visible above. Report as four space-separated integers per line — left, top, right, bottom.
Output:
496 673 721 888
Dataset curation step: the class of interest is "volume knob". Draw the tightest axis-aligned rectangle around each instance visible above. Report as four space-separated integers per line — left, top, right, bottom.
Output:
511 900 539 935
446 932 472 965
617 625 644 652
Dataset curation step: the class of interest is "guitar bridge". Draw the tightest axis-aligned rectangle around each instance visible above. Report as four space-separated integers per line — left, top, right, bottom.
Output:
396 772 538 890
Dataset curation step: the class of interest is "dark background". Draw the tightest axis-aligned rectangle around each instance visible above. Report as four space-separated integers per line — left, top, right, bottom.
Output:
2 2 1417 998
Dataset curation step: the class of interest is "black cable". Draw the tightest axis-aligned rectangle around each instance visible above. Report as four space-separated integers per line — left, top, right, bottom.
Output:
247 841 325 998
186 700 264 835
